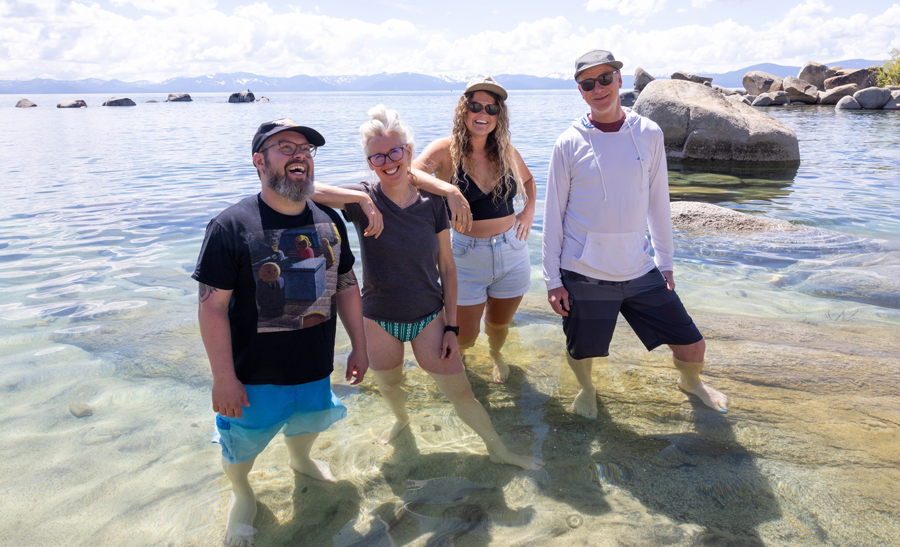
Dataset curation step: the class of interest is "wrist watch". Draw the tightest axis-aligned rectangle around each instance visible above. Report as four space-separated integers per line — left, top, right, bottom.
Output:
444 325 460 336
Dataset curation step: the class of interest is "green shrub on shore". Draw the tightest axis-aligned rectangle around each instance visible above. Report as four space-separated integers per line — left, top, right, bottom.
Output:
877 48 900 87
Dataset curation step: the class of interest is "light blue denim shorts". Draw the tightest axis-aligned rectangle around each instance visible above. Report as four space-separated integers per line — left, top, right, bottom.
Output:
451 225 531 306
212 377 347 464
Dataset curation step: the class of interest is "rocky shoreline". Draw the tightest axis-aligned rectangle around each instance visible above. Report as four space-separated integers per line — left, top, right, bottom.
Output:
627 61 900 111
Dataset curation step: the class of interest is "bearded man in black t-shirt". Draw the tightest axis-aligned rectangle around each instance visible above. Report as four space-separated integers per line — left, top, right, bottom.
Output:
193 119 370 547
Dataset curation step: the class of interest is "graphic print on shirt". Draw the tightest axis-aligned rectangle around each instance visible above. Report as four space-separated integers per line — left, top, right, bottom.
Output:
250 221 342 333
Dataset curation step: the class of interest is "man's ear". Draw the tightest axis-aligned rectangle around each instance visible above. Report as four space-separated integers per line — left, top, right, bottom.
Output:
252 152 265 172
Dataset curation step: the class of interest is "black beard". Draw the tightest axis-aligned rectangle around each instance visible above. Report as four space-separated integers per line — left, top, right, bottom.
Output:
264 157 314 203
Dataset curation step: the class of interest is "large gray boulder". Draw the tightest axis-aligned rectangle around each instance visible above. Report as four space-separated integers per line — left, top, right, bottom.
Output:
228 90 255 103
166 93 192 102
835 96 861 110
853 87 892 109
103 97 136 106
743 71 783 95
883 91 900 110
824 68 878 90
797 62 836 90
633 79 799 165
58 99 87 108
16 99 37 107
782 76 818 104
671 201 796 233
819 84 859 105
634 67 655 91
671 71 713 85
751 91 790 106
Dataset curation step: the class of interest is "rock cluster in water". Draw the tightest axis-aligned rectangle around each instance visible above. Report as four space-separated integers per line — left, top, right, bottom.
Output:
626 61 898 112
17 91 271 108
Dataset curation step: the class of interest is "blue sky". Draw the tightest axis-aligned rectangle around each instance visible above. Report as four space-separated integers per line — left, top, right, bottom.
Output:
1 0 897 81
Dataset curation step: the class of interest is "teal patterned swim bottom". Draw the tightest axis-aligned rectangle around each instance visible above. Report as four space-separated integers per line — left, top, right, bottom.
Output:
376 310 441 343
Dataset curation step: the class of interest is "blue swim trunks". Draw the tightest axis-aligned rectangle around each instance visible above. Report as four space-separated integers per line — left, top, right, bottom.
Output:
212 376 347 464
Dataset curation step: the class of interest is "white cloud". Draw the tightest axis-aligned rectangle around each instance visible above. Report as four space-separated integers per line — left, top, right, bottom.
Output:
584 0 667 21
0 1 897 81
691 0 713 7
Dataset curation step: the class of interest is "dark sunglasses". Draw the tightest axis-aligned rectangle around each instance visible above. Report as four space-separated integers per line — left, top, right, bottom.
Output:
577 70 619 91
467 101 501 116
367 145 406 167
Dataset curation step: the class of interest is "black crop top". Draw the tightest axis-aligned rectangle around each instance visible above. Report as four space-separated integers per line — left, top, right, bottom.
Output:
453 165 516 221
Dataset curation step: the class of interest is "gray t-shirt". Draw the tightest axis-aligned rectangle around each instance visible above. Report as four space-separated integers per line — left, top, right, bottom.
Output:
342 181 450 323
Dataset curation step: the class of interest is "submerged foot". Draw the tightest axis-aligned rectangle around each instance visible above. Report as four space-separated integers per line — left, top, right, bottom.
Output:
490 350 510 384
488 449 541 470
376 418 410 445
570 387 598 419
225 492 258 547
678 378 728 412
289 457 337 483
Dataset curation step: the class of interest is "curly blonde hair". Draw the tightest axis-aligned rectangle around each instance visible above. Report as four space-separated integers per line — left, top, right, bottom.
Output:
449 91 525 206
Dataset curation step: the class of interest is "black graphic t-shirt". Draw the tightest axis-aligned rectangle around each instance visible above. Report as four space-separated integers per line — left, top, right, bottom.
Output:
192 194 354 386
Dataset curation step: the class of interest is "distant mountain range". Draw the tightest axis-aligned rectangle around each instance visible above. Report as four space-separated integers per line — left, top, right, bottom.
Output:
0 59 884 95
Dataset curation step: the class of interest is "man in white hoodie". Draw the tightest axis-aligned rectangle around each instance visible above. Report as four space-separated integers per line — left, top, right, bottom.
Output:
542 50 728 418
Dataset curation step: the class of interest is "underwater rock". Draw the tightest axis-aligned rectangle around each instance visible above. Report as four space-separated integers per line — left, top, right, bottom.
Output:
69 402 93 418
634 80 799 165
670 201 797 233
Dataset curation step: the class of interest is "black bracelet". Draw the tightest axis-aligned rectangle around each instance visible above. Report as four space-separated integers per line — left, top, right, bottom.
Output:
444 325 460 336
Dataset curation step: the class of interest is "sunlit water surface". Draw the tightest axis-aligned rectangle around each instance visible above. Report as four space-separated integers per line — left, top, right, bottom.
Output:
1 93 898 546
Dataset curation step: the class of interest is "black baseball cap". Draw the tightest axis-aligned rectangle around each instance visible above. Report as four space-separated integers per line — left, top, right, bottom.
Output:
252 118 325 154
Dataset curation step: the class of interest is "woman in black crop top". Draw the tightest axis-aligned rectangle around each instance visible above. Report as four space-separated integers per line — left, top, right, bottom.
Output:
413 76 536 384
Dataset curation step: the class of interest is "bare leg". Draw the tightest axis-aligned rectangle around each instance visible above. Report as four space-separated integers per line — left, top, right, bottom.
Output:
457 302 486 354
284 432 336 483
364 319 409 443
670 339 728 412
483 296 523 383
566 353 597 418
411 314 536 469
223 457 258 547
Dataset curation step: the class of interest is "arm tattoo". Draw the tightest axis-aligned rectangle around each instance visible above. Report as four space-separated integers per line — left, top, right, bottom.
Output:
198 283 218 303
336 270 358 293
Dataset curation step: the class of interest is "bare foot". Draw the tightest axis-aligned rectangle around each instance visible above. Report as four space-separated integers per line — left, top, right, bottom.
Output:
376 419 410 445
490 350 510 383
289 457 337 483
678 378 728 412
570 387 598 418
488 449 540 470
225 492 257 547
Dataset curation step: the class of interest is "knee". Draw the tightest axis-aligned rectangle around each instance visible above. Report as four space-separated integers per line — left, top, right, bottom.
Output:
672 339 705 363
483 320 508 336
457 335 478 351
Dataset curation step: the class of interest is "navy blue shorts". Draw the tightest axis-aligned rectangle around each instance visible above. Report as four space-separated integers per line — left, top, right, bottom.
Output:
561 268 703 360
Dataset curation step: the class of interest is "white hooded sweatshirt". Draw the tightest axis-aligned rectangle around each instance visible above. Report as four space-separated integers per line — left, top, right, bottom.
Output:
542 108 674 290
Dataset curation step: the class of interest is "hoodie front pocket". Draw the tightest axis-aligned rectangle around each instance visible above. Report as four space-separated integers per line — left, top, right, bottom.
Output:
575 231 651 278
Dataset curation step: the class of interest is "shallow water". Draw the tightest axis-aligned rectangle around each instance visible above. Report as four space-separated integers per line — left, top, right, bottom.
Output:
1 93 899 546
